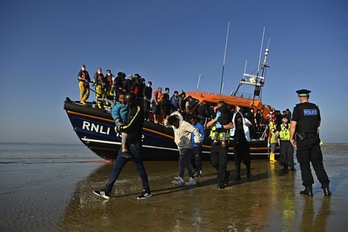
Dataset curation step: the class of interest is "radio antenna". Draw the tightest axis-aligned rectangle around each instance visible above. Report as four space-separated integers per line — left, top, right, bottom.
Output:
219 21 230 95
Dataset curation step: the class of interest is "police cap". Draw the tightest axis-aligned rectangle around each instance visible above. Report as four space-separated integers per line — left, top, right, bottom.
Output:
296 89 311 97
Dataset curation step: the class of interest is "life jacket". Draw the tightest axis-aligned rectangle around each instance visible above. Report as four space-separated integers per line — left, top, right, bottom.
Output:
153 90 163 103
269 131 278 144
279 123 291 140
209 125 230 140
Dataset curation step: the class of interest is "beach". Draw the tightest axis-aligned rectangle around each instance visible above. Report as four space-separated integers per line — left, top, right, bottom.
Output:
0 143 348 231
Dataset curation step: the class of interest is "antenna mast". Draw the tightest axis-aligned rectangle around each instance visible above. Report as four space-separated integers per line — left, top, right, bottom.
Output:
196 73 201 91
219 21 230 95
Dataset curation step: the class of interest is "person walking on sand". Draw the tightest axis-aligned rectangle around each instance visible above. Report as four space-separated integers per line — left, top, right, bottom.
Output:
230 107 252 181
206 101 233 189
166 111 202 186
187 114 206 177
290 89 331 197
93 92 152 200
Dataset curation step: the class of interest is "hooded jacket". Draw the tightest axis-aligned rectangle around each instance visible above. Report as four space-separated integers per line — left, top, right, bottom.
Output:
166 111 202 149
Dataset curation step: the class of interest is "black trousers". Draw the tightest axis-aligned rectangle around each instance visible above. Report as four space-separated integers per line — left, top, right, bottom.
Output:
296 134 330 188
233 140 251 176
279 140 295 169
210 143 228 185
190 146 202 173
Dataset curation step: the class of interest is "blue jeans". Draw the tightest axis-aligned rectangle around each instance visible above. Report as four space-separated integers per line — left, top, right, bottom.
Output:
104 142 150 194
178 148 194 179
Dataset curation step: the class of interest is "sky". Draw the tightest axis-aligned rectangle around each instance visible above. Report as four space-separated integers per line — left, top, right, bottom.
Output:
0 0 347 144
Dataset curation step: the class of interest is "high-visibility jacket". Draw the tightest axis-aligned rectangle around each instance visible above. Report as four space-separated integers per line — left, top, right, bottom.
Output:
279 123 291 141
209 125 230 140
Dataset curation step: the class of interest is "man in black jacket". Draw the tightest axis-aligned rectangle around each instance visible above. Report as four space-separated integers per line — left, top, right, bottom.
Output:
290 89 331 197
93 93 152 200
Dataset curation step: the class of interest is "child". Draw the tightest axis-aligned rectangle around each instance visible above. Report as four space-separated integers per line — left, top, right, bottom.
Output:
187 114 206 177
213 101 230 147
111 91 130 158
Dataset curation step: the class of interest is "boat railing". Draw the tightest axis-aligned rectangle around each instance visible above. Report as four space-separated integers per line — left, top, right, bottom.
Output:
229 91 254 100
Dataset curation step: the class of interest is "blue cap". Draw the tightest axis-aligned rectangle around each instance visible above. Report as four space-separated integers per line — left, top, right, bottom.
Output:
296 89 311 97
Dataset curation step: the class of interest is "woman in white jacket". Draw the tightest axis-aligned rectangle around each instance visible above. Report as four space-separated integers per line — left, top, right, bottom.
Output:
166 111 202 186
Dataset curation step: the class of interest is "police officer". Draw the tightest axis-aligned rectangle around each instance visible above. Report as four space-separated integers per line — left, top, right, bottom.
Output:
290 89 331 196
206 101 233 189
277 115 295 172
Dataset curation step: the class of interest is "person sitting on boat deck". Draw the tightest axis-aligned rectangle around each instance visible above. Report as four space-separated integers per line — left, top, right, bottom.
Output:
277 115 295 172
111 91 130 158
77 64 90 106
94 92 152 200
231 107 252 181
166 111 202 186
206 103 233 189
93 68 105 108
152 87 163 124
143 81 152 120
104 69 115 107
187 114 206 177
213 101 230 147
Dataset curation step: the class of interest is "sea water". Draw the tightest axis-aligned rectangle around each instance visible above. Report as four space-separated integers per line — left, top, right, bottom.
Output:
1 143 348 231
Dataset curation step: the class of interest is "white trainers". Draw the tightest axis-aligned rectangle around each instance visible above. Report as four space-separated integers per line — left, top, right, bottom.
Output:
93 189 110 200
186 177 197 186
137 190 152 200
172 176 185 186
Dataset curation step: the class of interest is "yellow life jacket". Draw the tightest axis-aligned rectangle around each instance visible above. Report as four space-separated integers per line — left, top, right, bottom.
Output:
209 125 230 140
270 131 278 144
279 123 291 140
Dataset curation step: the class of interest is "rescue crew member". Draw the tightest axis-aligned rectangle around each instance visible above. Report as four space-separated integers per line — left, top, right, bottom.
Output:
290 89 331 197
206 101 233 189
277 115 295 172
77 64 90 105
93 68 105 108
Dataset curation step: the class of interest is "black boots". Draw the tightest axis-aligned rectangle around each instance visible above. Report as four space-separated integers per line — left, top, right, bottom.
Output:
323 187 332 196
300 186 332 196
300 187 313 196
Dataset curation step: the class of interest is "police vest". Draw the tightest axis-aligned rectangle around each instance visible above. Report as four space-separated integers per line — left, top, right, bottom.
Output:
294 102 320 133
209 125 230 140
279 123 291 140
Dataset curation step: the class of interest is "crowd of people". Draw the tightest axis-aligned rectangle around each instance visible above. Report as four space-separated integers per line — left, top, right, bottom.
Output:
78 66 331 199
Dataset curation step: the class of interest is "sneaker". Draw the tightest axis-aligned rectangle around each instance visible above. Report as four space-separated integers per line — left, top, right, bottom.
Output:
137 190 152 200
93 189 110 200
186 177 197 186
194 170 202 178
172 176 185 186
217 183 227 189
121 150 131 159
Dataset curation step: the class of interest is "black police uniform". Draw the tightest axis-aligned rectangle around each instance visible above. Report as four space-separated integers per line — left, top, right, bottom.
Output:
292 89 330 196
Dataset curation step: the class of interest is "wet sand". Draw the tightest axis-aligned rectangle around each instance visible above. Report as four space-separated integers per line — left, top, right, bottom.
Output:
1 146 348 231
